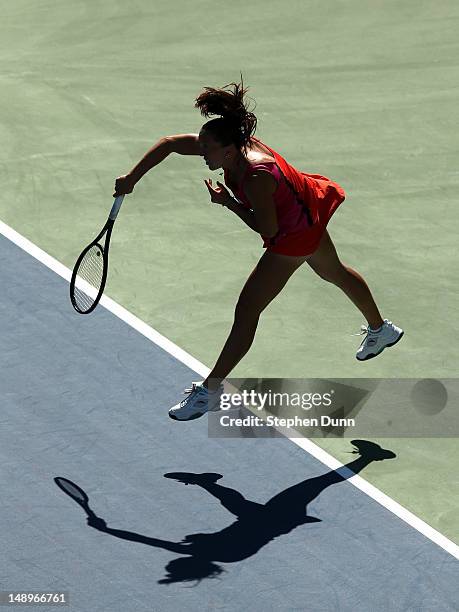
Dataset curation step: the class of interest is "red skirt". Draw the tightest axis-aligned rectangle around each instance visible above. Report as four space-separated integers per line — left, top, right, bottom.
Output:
264 173 346 257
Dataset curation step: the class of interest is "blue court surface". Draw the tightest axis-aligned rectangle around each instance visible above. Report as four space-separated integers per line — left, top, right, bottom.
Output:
1 233 458 612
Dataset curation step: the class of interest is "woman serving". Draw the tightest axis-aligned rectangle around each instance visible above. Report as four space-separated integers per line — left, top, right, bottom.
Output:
114 78 403 421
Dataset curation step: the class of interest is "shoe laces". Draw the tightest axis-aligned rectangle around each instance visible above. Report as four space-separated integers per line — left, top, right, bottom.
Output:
352 320 390 337
179 382 206 408
352 325 369 337
183 382 203 395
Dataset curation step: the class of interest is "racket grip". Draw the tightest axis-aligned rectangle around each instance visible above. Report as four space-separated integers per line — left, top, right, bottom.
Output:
109 195 125 221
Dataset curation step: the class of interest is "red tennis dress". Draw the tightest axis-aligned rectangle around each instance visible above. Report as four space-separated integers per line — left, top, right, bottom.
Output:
223 136 346 256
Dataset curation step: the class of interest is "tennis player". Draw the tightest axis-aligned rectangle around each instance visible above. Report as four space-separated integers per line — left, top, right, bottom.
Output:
114 78 403 421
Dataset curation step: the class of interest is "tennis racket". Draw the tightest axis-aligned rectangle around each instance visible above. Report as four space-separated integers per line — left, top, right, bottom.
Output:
70 195 125 314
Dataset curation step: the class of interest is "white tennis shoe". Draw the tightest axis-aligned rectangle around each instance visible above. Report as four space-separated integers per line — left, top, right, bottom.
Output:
355 319 404 361
168 381 224 421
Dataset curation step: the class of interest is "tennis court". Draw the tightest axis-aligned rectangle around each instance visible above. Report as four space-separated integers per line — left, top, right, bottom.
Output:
1 1 458 610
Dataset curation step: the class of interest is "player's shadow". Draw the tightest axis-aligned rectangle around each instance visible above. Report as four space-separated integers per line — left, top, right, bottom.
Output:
62 439 396 585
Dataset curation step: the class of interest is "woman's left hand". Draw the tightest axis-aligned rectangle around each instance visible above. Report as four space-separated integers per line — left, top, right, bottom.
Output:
204 179 233 207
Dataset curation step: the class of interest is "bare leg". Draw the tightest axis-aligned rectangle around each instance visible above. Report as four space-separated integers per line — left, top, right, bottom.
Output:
306 230 384 329
203 251 309 391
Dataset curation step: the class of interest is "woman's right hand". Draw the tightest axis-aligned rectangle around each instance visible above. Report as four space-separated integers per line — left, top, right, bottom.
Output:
113 174 136 197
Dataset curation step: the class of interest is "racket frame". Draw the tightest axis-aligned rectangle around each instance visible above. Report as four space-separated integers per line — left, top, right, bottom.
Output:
70 195 124 314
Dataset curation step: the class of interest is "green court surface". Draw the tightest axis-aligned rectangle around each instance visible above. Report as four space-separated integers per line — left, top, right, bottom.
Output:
1 0 457 544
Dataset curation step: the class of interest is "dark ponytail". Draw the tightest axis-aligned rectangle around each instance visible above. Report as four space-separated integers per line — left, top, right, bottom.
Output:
194 73 257 156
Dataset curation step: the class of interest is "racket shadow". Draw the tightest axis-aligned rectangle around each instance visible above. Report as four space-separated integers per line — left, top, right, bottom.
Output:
54 477 102 525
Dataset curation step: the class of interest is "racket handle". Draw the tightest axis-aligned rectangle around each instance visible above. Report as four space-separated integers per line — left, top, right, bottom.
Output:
109 195 125 221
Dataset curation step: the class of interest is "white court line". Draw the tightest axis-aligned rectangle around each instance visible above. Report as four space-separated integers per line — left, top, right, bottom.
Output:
1 218 458 561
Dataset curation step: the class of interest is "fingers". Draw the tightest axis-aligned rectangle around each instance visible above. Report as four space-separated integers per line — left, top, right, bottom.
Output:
205 178 225 192
216 181 229 193
113 175 135 198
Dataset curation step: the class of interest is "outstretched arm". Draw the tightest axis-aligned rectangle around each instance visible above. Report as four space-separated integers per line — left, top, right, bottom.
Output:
87 516 191 555
114 137 171 197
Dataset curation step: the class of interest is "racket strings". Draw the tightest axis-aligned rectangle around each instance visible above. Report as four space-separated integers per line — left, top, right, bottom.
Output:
73 245 105 312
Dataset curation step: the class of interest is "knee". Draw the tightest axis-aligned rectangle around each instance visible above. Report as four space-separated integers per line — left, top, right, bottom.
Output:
234 297 262 322
316 271 333 283
313 263 347 285
314 269 337 284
